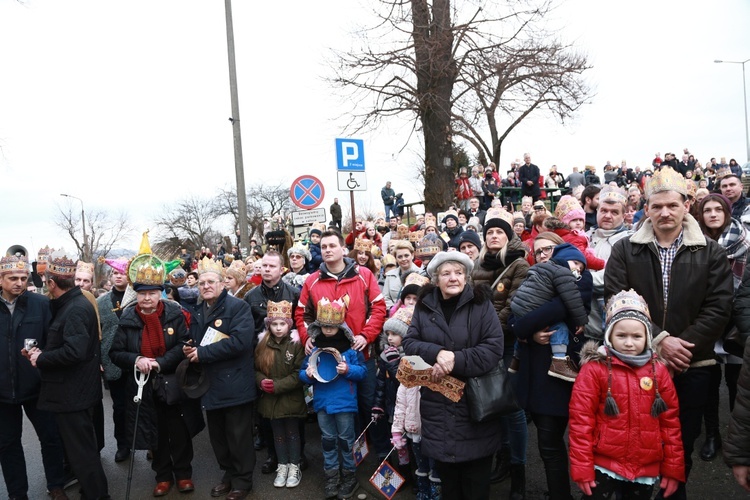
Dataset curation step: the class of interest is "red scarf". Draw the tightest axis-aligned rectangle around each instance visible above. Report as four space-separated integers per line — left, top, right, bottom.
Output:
136 300 166 358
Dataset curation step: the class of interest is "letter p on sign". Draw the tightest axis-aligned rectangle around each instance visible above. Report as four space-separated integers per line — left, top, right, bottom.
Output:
335 138 365 172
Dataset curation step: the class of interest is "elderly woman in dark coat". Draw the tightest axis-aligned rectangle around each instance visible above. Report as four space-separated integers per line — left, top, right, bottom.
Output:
110 256 204 497
403 251 503 500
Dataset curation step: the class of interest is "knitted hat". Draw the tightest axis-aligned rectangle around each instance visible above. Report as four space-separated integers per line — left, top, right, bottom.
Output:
225 259 247 284
550 242 586 270
426 251 474 278
457 230 482 252
287 243 311 262
442 211 459 225
383 307 414 338
483 207 514 242
554 195 586 226
400 273 429 299
602 289 667 418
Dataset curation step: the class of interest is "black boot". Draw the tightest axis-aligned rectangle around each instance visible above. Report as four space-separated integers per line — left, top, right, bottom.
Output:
700 432 722 461
324 469 339 499
338 469 359 499
490 448 511 483
509 464 525 500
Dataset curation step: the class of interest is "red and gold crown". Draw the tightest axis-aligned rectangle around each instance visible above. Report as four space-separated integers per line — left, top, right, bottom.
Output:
47 249 77 278
36 245 54 274
408 230 424 243
0 255 29 274
645 167 687 198
316 295 349 326
424 214 437 229
554 195 583 219
599 185 628 205
267 300 293 321
404 272 429 288
415 236 441 259
76 260 95 276
353 238 373 253
605 289 651 324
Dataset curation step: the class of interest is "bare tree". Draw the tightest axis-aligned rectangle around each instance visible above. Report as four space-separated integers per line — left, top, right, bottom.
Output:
218 183 292 243
332 0 591 212
54 204 134 278
153 195 225 253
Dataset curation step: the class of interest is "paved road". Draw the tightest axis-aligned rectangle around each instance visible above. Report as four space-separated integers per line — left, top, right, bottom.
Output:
3 384 747 499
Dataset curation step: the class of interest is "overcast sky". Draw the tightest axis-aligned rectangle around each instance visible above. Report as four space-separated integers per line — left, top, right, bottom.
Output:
1 0 749 257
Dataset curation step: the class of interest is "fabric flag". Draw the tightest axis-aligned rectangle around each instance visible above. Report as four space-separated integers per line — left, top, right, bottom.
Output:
369 460 405 499
353 433 369 466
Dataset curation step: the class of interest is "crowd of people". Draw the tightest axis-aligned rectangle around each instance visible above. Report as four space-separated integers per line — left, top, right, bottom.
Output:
2 150 750 500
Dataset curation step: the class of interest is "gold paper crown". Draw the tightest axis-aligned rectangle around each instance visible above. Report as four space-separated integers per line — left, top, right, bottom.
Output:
381 254 397 267
197 256 225 277
37 245 53 261
396 224 409 239
228 259 246 274
267 300 293 321
127 254 165 286
353 238 373 253
645 167 687 198
605 289 651 324
409 230 424 243
424 214 437 228
404 272 429 288
415 236 441 258
392 306 414 327
715 166 733 181
316 295 349 326
599 185 628 205
76 261 95 276
0 255 29 274
485 207 514 227
686 180 697 198
512 211 525 222
554 195 583 219
47 250 77 278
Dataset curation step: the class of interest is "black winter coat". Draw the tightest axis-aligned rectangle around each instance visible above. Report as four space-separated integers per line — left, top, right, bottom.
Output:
37 287 103 413
403 283 504 463
244 281 299 334
0 291 50 404
189 290 257 411
110 300 204 449
510 270 592 417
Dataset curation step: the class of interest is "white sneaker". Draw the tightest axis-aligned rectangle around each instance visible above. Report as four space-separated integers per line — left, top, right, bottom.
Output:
274 463 289 488
286 463 301 488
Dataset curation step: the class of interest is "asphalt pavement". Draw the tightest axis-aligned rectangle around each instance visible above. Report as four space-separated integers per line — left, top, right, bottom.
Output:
3 383 748 499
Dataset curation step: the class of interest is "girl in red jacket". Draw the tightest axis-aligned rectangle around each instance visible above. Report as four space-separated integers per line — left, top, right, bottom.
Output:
569 289 685 499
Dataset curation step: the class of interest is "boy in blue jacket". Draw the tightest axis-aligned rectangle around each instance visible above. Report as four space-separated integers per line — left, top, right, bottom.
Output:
300 296 365 499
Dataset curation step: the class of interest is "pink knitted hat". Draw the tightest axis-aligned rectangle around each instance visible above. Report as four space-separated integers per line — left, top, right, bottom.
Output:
554 195 585 226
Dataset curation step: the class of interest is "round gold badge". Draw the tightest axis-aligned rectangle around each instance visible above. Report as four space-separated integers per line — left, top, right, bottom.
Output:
167 328 174 335
496 283 505 293
640 377 653 391
215 319 223 327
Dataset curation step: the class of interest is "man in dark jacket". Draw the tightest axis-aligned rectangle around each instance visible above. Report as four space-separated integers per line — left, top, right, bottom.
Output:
381 181 396 222
604 168 733 500
26 252 109 499
0 256 67 500
518 153 541 201
184 260 256 500
330 197 343 230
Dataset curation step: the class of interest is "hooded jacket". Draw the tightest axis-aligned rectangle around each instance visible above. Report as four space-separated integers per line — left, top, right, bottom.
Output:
604 214 733 366
402 283 503 463
569 342 685 484
254 330 307 420
295 258 386 360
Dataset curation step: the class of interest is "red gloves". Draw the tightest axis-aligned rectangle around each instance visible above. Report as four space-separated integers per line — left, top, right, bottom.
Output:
260 379 274 393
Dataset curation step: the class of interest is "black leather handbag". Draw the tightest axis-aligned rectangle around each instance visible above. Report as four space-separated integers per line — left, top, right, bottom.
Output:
465 360 519 423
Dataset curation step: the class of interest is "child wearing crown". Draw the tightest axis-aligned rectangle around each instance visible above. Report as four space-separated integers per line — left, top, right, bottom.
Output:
299 296 366 499
254 300 306 489
568 290 684 499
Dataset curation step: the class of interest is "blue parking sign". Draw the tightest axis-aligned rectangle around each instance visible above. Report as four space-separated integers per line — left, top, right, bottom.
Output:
335 138 365 171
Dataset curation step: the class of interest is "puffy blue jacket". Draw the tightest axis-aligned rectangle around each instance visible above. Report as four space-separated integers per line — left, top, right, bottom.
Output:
0 291 50 404
300 348 365 414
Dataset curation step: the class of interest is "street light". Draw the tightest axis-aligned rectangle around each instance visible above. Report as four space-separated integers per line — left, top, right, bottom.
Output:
60 193 88 262
715 58 750 162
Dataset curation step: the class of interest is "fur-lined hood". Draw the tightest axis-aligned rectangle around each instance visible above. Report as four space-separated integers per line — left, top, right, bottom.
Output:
579 340 664 366
257 329 300 344
306 320 356 343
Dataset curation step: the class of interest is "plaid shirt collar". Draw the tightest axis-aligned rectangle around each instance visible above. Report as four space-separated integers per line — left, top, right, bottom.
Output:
657 230 683 307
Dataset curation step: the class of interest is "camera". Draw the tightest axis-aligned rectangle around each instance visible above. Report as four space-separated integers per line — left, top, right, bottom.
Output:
24 339 38 351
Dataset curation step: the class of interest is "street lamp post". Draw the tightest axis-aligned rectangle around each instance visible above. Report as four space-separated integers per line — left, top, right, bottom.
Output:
715 58 750 162
60 193 88 262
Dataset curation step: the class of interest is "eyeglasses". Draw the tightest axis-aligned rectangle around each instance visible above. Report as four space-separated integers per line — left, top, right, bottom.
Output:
198 280 219 287
534 245 555 257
